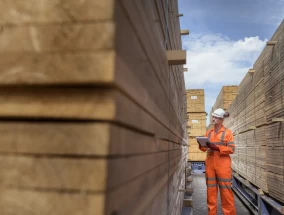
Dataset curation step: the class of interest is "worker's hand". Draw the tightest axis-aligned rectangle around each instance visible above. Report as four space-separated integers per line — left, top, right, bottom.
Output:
206 141 211 147
206 142 220 151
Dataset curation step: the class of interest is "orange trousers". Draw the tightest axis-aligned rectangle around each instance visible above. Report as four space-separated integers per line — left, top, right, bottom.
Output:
205 152 236 215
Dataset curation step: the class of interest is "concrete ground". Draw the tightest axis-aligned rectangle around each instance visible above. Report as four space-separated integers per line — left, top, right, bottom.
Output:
182 173 253 215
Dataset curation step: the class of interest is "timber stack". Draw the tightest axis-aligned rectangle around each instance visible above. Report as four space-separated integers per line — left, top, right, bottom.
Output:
0 0 188 214
224 20 284 203
207 86 238 130
186 89 207 161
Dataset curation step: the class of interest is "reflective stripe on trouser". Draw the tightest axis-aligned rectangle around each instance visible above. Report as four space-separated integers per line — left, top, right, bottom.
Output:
205 154 236 215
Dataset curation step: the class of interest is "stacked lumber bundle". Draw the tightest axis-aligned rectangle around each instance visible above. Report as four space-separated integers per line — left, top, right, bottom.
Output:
187 113 207 136
209 86 238 124
183 163 194 208
0 0 188 214
224 21 284 201
186 89 207 161
186 89 205 113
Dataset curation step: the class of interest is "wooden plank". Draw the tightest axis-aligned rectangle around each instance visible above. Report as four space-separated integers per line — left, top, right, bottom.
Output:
166 50 186 65
180 30 189 35
0 2 186 142
0 51 116 84
0 155 107 191
143 0 165 44
106 155 181 215
267 41 278 46
179 188 193 195
0 189 104 215
117 1 185 140
0 2 184 144
267 172 284 203
108 150 182 190
0 88 182 141
186 89 205 113
183 198 193 207
120 0 170 95
0 0 116 24
0 122 175 156
0 23 115 52
249 69 255 74
170 0 182 49
186 176 193 183
126 1 184 142
153 0 167 48
272 118 284 122
0 87 116 119
0 1 188 215
0 150 181 192
142 184 168 215
168 160 186 215
0 3 178 142
0 156 184 215
115 3 185 140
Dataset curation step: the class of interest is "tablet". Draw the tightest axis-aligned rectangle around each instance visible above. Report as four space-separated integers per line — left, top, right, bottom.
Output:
196 136 210 147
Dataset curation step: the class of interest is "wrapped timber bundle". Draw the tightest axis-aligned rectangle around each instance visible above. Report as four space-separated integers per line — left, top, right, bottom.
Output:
186 89 207 161
224 20 284 202
0 0 188 214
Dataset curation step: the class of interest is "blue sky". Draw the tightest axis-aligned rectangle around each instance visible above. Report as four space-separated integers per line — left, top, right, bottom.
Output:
179 0 284 125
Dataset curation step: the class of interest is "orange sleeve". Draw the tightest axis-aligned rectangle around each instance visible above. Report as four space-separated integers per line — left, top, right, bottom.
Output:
219 129 235 155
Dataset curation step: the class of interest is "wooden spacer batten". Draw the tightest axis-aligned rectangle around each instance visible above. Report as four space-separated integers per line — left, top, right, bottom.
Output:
166 50 186 65
248 69 255 74
266 41 277 46
183 198 193 207
272 118 284 122
181 30 190 35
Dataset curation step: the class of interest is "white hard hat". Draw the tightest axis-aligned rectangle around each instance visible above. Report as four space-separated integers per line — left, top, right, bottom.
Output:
212 108 226 119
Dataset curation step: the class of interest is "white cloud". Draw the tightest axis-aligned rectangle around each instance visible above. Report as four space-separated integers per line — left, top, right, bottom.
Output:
183 33 268 125
183 34 268 88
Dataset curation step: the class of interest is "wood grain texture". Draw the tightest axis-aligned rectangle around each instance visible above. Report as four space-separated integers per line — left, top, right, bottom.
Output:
0 0 188 214
223 20 284 201
0 0 115 24
0 189 104 215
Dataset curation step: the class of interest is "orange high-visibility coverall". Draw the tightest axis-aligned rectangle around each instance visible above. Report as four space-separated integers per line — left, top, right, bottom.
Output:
199 125 236 215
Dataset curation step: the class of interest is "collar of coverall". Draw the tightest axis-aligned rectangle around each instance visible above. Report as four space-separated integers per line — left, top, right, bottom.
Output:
211 125 225 134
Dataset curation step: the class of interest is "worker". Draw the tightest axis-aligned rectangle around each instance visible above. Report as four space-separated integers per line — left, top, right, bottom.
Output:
198 108 236 215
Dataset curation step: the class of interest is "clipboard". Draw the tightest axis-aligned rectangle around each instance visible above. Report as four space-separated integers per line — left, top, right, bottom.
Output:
196 136 210 147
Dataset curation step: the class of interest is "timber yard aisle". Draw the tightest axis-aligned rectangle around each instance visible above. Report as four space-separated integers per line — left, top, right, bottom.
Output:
182 173 253 215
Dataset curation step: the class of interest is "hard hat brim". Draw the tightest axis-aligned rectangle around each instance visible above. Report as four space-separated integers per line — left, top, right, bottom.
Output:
212 113 224 119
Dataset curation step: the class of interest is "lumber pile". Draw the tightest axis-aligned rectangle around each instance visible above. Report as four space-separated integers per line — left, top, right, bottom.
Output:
0 0 188 214
183 163 194 209
224 20 284 202
186 89 207 161
209 86 238 126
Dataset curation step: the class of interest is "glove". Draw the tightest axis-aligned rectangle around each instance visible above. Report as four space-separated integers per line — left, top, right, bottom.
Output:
206 142 220 151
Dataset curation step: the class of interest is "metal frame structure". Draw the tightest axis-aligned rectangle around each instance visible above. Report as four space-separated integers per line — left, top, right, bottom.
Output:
190 161 206 174
190 162 284 215
232 173 284 215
